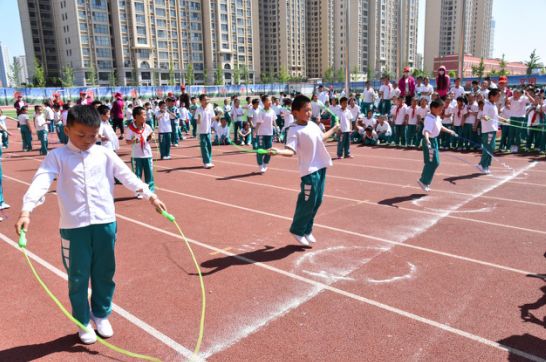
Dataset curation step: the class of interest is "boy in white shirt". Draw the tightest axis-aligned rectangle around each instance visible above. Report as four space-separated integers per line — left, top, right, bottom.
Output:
415 98 429 148
16 105 166 345
379 78 394 115
126 106 155 198
406 98 419 147
156 101 172 160
214 117 231 145
418 99 457 192
44 101 56 135
230 98 245 144
391 97 408 146
97 105 119 153
476 89 501 174
361 81 376 115
196 94 217 169
362 126 379 146
508 89 533 152
0 109 15 149
376 115 392 144
362 109 377 129
269 95 339 246
336 97 354 158
255 96 277 173
247 99 261 149
452 96 467 150
34 105 49 155
525 101 544 152
450 78 465 100
499 99 511 152
440 101 454 149
463 94 479 150
311 94 325 123
18 106 33 151
418 77 434 102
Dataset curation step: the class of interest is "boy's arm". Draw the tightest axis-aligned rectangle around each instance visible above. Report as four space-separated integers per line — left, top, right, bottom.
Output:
441 125 457 135
323 124 340 140
15 154 59 235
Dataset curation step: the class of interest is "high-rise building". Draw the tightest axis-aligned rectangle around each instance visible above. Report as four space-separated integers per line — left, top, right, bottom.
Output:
18 0 259 86
424 0 494 73
0 42 10 87
18 0 60 84
258 0 306 79
306 0 418 81
15 55 29 85
489 18 495 58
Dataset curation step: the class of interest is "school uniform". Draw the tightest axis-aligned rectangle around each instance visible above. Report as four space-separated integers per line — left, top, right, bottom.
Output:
376 122 392 143
452 105 467 149
168 106 181 146
348 105 360 127
190 104 198 137
256 108 276 166
440 107 453 149
450 86 465 99
391 104 408 146
0 116 8 148
361 88 376 114
463 103 479 150
231 106 245 144
247 107 261 149
179 107 191 134
126 123 154 192
479 100 499 171
526 106 544 151
215 124 231 145
311 100 325 123
196 105 215 165
415 106 428 147
363 130 379 146
156 110 172 159
21 141 154 327
145 109 155 129
406 106 419 146
379 84 393 115
499 107 511 151
223 104 232 126
419 114 443 186
281 109 295 144
285 121 332 237
336 108 353 157
417 83 434 102
508 96 529 150
99 120 119 152
18 114 32 151
34 114 49 155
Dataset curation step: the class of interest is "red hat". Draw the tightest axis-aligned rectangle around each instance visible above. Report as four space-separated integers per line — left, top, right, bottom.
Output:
499 76 508 84
80 91 86 96
114 92 122 98
167 92 174 97
404 66 411 73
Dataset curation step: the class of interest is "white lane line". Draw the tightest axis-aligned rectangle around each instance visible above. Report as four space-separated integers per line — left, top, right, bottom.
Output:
114 215 545 362
156 164 546 235
163 149 546 208
0 232 195 360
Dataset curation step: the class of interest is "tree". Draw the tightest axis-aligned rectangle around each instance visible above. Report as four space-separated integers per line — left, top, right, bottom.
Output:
241 65 250 84
60 65 74 88
203 68 209 85
185 63 195 85
168 62 175 86
488 69 499 76
448 70 457 78
8 58 23 86
351 66 360 82
278 67 290 83
260 71 271 84
498 54 509 76
525 49 541 76
323 67 334 83
233 65 240 84
471 57 485 79
108 71 117 87
215 64 223 85
86 65 97 86
33 57 46 87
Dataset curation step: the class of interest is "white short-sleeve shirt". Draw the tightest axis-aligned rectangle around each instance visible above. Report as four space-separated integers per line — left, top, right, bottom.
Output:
509 96 529 117
481 100 499 133
285 121 332 177
156 110 172 133
338 108 354 132
391 104 408 125
126 123 153 158
196 105 215 134
256 108 276 136
406 106 419 125
423 114 443 138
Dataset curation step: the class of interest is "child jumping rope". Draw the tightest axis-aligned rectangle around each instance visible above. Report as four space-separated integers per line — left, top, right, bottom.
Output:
269 95 339 246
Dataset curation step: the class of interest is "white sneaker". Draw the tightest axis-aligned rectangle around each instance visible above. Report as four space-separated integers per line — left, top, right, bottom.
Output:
163 156 171 160
417 180 430 193
263 164 269 172
292 233 310 246
136 193 143 199
305 233 317 243
259 165 266 174
484 168 491 175
475 164 486 174
0 202 10 210
91 314 114 338
78 323 97 344
204 163 215 169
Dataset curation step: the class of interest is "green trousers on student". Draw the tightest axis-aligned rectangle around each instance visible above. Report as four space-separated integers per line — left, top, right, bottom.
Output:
462 124 474 149
20 125 32 151
393 125 406 146
290 168 326 237
480 131 496 169
60 222 117 325
199 133 212 164
256 135 272 165
337 132 351 157
406 125 417 146
419 138 440 186
159 133 171 159
131 157 154 191
37 129 48 155
508 117 526 149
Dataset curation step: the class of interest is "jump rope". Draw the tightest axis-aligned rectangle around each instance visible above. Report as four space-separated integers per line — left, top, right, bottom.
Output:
17 207 206 362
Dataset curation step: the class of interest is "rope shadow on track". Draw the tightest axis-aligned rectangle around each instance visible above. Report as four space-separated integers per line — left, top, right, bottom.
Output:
216 172 262 181
443 173 485 185
377 193 427 209
190 245 309 277
0 335 100 362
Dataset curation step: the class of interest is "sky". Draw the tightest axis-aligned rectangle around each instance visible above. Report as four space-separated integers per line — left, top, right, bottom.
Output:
1 0 544 64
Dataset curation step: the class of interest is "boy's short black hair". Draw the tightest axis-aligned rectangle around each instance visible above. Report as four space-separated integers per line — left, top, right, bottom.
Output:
488 88 500 99
340 96 348 104
66 105 101 128
261 95 270 102
158 100 166 107
430 99 444 111
251 98 260 105
34 105 41 112
97 104 110 116
190 96 197 101
472 80 479 85
133 106 145 118
198 94 207 101
20 106 27 112
91 100 102 107
456 96 465 103
291 95 311 112
166 97 176 103
144 102 151 107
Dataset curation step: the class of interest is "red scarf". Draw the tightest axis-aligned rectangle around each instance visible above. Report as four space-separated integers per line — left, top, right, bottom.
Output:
395 106 400 119
457 107 461 119
412 106 416 118
128 122 146 151
531 109 542 125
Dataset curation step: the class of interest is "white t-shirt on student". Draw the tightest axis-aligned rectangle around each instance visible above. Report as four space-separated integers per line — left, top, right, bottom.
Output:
285 121 332 177
338 108 354 132
376 122 392 136
391 104 408 125
216 124 230 138
509 96 529 118
126 123 153 158
452 106 467 127
442 106 453 125
416 107 428 123
0 116 6 129
481 100 499 133
311 101 324 118
417 84 434 101
348 105 360 121
99 121 119 152
231 106 244 122
379 84 393 100
196 105 215 134
362 88 376 103
34 114 48 131
423 114 443 138
18 114 29 126
156 110 172 133
256 108 276 136
247 107 260 127
406 106 419 125
450 86 465 99
45 106 55 120
362 117 376 128
465 103 479 125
